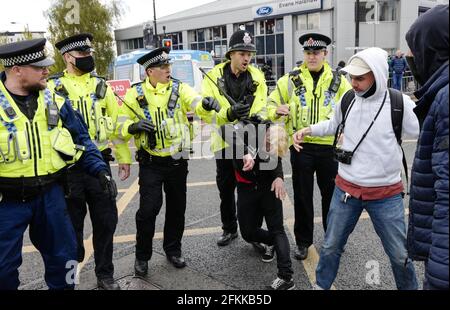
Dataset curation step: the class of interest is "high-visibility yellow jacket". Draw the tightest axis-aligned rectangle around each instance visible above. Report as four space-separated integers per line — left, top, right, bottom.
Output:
117 78 202 160
268 62 352 145
195 61 268 153
47 71 130 163
0 77 107 179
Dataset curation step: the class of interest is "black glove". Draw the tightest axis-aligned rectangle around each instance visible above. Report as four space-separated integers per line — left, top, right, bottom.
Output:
128 119 155 135
227 101 250 121
98 170 118 200
202 97 220 112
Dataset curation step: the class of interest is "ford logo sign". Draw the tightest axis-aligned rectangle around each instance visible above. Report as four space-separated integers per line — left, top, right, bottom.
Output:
256 6 273 16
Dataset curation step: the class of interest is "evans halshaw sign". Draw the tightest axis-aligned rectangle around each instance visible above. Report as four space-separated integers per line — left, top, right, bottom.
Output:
253 0 322 18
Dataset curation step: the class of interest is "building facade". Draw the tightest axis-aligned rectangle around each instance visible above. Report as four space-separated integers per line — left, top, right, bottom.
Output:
0 31 45 44
114 0 448 82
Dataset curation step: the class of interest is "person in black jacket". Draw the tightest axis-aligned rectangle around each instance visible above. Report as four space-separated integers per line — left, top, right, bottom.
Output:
221 118 294 290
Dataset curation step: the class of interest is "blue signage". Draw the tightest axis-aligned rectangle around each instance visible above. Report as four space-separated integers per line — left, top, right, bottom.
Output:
256 6 273 16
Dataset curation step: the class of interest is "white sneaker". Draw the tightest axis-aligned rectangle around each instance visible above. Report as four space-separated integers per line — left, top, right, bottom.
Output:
268 277 295 290
261 245 275 263
312 283 324 290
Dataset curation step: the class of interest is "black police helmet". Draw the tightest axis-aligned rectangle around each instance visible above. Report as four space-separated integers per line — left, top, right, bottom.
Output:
225 30 256 60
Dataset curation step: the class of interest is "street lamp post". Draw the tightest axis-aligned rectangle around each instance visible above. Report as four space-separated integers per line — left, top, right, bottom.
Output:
153 0 159 48
355 0 360 54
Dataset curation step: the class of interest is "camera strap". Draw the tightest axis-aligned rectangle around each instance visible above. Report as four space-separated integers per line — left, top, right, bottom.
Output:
333 91 388 155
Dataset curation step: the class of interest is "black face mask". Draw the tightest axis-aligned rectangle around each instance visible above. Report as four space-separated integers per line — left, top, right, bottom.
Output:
71 55 95 73
405 56 424 86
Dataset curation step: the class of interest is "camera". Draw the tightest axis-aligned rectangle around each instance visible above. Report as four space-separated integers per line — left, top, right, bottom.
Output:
334 148 353 165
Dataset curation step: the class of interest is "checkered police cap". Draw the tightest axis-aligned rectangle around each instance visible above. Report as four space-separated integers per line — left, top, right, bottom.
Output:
0 38 54 67
142 52 170 68
299 33 332 51
1 50 46 67
303 39 327 49
137 47 172 69
55 33 94 54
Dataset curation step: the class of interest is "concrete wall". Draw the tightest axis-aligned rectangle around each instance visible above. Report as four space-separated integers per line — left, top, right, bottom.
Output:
399 0 419 53
157 4 257 34
294 9 334 66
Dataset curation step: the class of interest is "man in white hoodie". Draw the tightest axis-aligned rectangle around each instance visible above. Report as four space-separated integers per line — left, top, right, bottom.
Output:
293 47 419 290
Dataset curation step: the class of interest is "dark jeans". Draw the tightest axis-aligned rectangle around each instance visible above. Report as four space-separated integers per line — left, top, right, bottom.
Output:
65 163 118 280
215 153 238 234
135 160 188 261
237 183 293 281
290 144 338 248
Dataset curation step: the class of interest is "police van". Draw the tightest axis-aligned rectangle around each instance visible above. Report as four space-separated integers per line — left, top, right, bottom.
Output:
113 49 215 93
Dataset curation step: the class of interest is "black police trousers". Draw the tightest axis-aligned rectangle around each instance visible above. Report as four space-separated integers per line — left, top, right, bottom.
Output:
135 159 188 261
290 144 338 248
237 183 293 281
65 162 118 280
215 155 238 234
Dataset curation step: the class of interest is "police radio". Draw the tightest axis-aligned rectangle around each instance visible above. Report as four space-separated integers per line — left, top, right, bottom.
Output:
95 79 107 100
137 94 148 109
46 103 60 127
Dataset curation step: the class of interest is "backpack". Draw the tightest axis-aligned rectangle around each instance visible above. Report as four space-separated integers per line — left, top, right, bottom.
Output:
339 88 409 194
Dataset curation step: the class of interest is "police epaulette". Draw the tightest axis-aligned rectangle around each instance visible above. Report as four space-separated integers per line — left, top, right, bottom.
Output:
90 73 106 80
47 72 65 80
131 81 144 88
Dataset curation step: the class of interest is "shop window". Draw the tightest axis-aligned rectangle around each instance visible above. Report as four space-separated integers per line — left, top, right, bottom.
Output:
265 19 275 35
276 34 284 54
276 19 284 32
297 13 320 30
256 36 265 55
265 35 275 55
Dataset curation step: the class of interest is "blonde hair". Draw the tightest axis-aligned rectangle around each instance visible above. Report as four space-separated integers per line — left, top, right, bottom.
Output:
267 124 289 158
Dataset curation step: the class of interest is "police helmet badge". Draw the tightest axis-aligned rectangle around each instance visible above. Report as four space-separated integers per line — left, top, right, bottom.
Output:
243 32 252 45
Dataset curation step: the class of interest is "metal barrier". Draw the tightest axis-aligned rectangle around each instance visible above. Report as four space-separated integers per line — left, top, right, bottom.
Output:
388 71 418 94
265 72 418 95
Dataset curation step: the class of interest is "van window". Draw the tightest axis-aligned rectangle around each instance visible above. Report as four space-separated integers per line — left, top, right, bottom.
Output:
115 64 134 81
140 66 146 81
171 60 195 88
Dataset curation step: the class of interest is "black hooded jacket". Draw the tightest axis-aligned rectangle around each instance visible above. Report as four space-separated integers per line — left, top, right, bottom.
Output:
405 5 449 84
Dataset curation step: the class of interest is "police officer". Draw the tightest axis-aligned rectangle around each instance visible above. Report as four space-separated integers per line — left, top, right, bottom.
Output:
117 47 202 276
268 33 351 260
196 30 268 247
0 38 116 290
47 33 128 290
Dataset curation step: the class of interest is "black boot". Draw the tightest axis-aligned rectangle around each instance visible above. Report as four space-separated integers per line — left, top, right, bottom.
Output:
134 259 148 277
217 231 238 246
167 255 187 269
294 245 309 260
97 278 121 290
